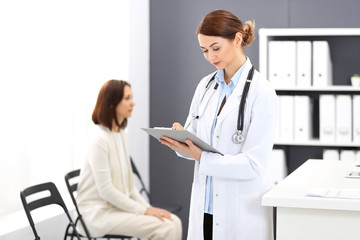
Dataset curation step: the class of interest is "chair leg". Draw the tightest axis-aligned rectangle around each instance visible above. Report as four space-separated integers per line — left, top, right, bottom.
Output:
64 223 71 240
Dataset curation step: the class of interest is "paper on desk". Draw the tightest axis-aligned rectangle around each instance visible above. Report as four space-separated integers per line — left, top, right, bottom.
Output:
306 188 360 199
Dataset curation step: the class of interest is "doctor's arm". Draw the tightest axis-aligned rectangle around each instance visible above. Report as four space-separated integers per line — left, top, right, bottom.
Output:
199 89 278 180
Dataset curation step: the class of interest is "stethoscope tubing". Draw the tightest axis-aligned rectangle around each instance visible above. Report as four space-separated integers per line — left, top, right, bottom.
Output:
237 66 254 132
191 65 255 144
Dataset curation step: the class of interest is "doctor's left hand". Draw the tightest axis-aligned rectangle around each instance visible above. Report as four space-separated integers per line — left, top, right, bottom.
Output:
159 136 202 162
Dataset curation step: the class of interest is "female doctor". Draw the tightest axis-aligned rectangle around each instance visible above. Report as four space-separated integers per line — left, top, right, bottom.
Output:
159 9 277 240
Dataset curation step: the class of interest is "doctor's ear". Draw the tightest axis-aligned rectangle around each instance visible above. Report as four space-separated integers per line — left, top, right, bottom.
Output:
234 32 243 47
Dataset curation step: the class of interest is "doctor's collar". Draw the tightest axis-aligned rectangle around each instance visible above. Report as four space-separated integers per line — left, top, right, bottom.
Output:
215 58 249 86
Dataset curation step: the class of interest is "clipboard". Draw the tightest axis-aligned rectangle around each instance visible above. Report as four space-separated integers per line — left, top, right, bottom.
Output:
142 127 223 155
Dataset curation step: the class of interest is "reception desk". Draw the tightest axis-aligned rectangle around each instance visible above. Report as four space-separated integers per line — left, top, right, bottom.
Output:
262 159 360 240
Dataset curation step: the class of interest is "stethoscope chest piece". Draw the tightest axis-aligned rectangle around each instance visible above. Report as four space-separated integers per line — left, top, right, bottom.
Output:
232 130 245 144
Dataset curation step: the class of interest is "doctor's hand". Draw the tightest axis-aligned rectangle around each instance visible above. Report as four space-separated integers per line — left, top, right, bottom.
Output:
172 122 184 130
159 135 202 162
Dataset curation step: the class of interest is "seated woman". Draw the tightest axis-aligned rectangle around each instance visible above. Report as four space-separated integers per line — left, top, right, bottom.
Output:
76 80 182 239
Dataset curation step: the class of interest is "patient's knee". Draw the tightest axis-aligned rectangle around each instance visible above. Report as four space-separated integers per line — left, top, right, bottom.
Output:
154 217 181 240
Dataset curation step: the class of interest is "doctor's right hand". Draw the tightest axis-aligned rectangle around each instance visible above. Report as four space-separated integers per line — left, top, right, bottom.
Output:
159 122 202 162
172 122 184 130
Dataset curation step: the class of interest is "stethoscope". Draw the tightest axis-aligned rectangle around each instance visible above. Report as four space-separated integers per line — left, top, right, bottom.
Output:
187 65 255 144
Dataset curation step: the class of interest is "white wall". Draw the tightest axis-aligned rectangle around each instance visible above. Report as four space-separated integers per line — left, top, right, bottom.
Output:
128 0 150 190
0 0 150 238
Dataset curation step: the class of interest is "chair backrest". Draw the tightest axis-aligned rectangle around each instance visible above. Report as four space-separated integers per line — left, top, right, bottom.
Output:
64 169 81 215
64 169 92 239
130 157 150 200
20 182 81 240
65 169 137 240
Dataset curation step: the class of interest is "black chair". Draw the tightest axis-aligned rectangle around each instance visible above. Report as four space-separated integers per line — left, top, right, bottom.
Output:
64 169 136 240
20 182 81 240
130 157 182 214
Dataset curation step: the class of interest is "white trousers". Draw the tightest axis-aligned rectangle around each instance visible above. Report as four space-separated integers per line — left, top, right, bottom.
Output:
107 213 182 240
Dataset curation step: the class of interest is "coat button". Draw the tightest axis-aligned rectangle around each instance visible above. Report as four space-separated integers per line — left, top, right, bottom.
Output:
215 193 218 197
216 135 219 138
216 223 219 226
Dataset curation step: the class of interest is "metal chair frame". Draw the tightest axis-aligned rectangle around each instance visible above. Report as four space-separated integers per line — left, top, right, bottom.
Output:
64 170 135 240
20 182 81 240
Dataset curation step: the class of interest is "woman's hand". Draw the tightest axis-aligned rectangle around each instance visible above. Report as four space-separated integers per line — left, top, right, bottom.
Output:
145 207 172 221
159 122 202 162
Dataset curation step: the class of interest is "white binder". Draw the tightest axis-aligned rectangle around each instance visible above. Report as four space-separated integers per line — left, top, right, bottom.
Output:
268 41 296 87
283 41 297 87
275 96 281 141
335 95 352 143
340 150 356 161
296 41 312 87
320 95 336 142
353 95 360 143
268 41 282 87
279 95 294 140
323 149 339 161
264 149 287 186
356 151 360 163
313 41 333 87
294 96 312 141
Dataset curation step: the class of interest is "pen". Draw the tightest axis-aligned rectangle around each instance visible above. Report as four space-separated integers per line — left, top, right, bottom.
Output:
183 121 191 130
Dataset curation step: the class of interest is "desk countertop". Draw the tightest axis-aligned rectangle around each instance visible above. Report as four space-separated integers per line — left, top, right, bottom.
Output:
262 159 360 211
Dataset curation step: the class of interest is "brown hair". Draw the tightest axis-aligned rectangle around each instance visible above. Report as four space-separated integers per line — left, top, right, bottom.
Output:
196 9 255 46
92 79 131 131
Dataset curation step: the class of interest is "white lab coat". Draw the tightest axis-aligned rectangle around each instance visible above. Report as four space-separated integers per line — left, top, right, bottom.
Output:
182 59 277 240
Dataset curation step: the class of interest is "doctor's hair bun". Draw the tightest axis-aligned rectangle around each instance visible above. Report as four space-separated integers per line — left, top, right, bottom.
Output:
196 9 255 47
242 20 255 46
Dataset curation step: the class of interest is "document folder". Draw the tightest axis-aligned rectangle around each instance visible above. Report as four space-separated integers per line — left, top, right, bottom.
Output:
313 41 332 87
296 41 312 87
294 95 312 141
353 95 360 143
356 151 360 163
323 149 339 161
142 127 223 156
268 41 296 87
279 95 294 140
283 41 297 87
336 95 352 143
264 149 287 186
268 41 283 87
319 94 336 142
340 150 356 161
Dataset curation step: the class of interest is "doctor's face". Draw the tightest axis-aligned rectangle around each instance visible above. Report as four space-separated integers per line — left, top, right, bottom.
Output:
198 34 240 70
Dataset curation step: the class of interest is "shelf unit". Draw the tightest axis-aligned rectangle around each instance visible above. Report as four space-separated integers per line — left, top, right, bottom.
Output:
274 86 360 92
274 140 360 147
259 28 360 172
259 28 360 78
